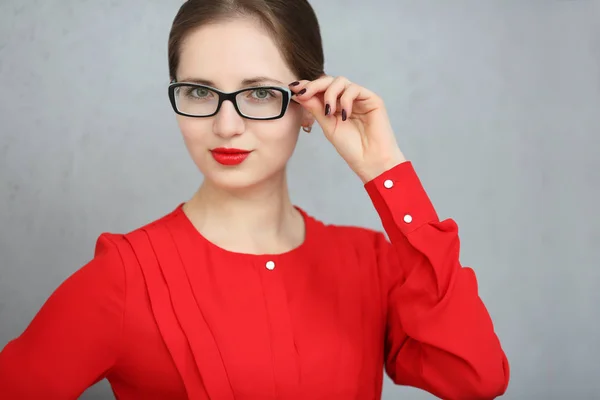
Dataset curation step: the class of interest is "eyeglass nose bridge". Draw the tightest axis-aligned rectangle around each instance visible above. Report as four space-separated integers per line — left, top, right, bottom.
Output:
212 90 245 118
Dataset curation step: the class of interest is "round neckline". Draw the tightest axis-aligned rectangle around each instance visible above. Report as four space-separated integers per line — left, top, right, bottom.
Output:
173 202 316 261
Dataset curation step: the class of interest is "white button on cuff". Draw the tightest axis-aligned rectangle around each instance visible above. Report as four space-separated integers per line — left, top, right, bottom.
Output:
403 214 413 223
383 179 394 189
265 261 276 270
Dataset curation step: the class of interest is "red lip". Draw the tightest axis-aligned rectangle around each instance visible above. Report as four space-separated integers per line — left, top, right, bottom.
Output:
210 148 252 166
212 147 251 154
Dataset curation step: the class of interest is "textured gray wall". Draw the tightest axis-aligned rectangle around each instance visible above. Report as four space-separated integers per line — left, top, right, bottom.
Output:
1 0 599 399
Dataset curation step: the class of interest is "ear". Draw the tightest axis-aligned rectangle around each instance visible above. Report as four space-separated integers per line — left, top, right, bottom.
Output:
301 108 316 132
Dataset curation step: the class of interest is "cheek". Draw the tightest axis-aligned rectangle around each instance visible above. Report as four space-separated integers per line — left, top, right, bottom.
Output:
177 117 206 143
257 114 302 151
177 118 215 163
255 124 300 170
267 130 299 153
176 117 213 168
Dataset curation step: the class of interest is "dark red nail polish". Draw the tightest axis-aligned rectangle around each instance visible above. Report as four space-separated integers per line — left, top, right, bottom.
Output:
325 104 330 115
298 88 307 95
342 109 347 121
289 81 300 86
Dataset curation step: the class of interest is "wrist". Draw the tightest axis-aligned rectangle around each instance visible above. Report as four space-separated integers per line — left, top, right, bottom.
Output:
357 151 407 183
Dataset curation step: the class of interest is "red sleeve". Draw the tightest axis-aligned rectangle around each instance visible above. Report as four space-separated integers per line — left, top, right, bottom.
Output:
0 233 126 399
364 161 510 400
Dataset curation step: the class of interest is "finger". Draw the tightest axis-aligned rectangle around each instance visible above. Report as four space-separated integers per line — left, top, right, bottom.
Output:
338 83 362 120
292 75 350 100
289 75 335 100
297 94 337 135
289 86 336 135
323 76 351 117
287 79 310 103
289 78 331 121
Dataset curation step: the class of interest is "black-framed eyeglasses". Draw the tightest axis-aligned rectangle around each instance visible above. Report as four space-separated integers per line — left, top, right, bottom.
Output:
168 80 293 120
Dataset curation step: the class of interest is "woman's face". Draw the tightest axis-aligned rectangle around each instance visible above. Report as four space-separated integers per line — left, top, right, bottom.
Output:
174 17 312 190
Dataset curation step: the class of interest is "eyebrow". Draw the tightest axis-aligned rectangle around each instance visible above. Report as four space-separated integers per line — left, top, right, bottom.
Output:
179 76 285 87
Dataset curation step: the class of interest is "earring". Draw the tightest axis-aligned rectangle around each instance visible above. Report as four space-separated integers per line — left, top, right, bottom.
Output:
302 125 312 133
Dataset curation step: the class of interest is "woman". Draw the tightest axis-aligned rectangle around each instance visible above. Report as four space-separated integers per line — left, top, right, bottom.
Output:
0 1 510 399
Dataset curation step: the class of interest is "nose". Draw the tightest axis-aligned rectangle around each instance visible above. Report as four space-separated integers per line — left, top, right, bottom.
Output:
213 100 245 139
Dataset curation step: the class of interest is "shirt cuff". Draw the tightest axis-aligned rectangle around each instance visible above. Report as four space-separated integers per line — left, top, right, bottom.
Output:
364 161 439 236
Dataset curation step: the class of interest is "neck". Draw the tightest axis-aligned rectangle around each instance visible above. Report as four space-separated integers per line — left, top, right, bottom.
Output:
183 169 304 254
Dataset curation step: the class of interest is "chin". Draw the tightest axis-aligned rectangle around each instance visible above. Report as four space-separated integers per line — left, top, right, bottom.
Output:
199 164 279 191
206 172 263 190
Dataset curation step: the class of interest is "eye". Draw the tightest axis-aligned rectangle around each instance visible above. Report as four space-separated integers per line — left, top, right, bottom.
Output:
253 88 272 99
192 88 210 98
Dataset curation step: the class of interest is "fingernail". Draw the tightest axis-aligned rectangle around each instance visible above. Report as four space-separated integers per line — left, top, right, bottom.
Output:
342 109 347 121
325 104 330 115
289 81 300 86
298 88 307 95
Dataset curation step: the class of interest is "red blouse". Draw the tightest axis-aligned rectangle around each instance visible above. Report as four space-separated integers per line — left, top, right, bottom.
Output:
0 161 509 399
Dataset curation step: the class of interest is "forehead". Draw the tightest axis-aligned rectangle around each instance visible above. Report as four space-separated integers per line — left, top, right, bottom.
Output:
177 18 294 89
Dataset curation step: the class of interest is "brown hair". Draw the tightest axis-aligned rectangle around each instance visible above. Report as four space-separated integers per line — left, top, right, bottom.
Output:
167 0 325 83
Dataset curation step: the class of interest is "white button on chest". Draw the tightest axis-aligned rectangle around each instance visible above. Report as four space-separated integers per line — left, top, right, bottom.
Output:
403 214 413 223
265 260 276 270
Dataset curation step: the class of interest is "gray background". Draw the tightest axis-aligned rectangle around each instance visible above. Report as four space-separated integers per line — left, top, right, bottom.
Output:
1 0 599 399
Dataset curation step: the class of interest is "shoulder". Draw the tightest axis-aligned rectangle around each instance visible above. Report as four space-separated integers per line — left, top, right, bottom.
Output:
304 210 388 254
324 223 382 243
90 204 184 274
